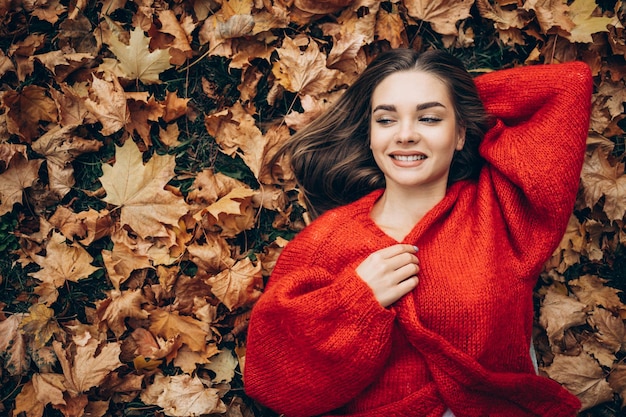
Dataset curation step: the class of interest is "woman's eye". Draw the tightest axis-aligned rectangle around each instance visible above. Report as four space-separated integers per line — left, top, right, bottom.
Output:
420 116 442 124
375 117 394 125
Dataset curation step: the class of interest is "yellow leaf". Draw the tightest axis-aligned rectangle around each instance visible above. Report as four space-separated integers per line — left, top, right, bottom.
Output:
20 304 63 349
99 139 189 239
107 27 172 84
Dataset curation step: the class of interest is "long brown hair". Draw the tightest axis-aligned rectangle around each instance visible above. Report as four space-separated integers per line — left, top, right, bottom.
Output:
277 48 490 219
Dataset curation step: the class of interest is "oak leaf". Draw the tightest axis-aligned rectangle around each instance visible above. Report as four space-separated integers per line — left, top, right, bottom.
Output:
205 257 262 311
566 0 613 43
99 139 189 239
0 152 43 216
107 27 172 84
85 75 129 135
140 373 227 416
149 308 210 352
543 352 614 410
580 147 626 221
404 0 473 36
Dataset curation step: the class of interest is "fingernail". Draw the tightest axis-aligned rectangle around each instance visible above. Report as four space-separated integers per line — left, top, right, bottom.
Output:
413 246 419 252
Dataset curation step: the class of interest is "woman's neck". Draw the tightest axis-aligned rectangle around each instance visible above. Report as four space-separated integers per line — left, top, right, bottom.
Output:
370 184 447 241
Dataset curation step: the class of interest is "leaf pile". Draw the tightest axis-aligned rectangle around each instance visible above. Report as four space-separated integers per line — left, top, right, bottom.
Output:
0 0 625 416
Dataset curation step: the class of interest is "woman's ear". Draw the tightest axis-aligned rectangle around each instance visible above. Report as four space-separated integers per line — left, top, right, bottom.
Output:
455 126 466 150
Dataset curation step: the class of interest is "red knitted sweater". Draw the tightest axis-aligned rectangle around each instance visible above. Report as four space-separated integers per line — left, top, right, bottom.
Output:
245 62 593 417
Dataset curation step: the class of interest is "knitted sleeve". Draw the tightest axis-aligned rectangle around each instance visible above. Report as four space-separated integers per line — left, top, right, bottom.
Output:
473 61 593 269
244 223 396 416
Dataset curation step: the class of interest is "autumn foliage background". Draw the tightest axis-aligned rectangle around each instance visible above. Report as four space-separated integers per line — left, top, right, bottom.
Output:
0 0 625 416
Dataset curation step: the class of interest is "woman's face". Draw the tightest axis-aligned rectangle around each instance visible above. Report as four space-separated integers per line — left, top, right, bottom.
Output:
369 70 465 193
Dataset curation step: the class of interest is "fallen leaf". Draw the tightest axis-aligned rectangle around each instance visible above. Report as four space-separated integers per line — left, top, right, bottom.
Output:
98 289 149 337
543 352 614 411
570 274 623 312
3 85 57 142
0 314 29 376
85 74 130 135
203 349 238 383
404 0 473 36
19 304 63 349
566 0 613 43
149 309 210 352
107 27 172 84
140 373 227 416
0 152 42 216
205 257 262 310
539 285 588 346
99 139 190 239
580 147 626 221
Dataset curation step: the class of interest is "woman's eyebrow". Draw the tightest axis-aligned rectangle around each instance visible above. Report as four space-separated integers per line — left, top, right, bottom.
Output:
372 101 447 113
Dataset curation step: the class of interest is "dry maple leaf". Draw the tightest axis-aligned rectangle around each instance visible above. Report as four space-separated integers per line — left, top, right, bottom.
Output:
404 0 473 36
202 349 238 383
0 152 43 216
107 27 172 84
608 363 626 408
2 85 57 142
140 373 227 416
570 274 623 312
202 186 258 237
543 352 614 410
97 289 149 337
0 314 29 376
19 304 63 350
12 380 45 417
30 231 100 289
149 308 210 352
272 36 340 97
53 337 122 395
376 6 408 49
588 308 625 353
539 286 588 346
102 227 152 290
566 0 613 43
85 74 130 135
580 147 626 221
523 0 576 34
205 257 262 311
99 139 190 239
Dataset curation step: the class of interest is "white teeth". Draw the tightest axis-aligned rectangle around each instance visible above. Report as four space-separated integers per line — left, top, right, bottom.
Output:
392 155 426 161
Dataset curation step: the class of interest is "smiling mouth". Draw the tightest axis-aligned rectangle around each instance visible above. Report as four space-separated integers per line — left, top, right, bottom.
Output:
391 155 427 161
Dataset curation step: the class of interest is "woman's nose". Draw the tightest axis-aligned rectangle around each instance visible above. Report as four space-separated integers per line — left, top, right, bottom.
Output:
396 122 418 143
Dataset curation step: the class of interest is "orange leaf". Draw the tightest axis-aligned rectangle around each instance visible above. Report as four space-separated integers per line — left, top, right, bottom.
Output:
3 85 57 142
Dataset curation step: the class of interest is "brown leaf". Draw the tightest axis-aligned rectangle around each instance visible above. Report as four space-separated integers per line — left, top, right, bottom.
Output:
570 274 623 312
0 152 42 216
149 309 210 352
543 352 614 411
205 257 262 311
31 373 66 406
272 36 340 97
608 363 626 408
0 314 29 376
376 6 408 49
20 304 63 349
3 85 57 142
404 0 473 36
98 289 149 337
539 286 588 346
50 83 98 127
202 349 238 383
99 139 190 239
131 327 180 360
13 380 45 417
85 75 129 135
580 147 626 221
53 338 122 395
588 308 626 353
140 373 227 416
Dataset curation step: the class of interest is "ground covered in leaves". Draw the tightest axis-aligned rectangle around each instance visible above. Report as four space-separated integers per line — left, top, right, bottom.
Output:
0 0 625 416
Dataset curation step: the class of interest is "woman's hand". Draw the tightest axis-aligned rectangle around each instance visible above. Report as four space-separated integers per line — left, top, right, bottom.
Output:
355 244 419 307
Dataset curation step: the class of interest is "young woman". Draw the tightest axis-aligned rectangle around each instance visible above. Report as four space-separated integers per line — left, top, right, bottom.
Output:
244 49 593 416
